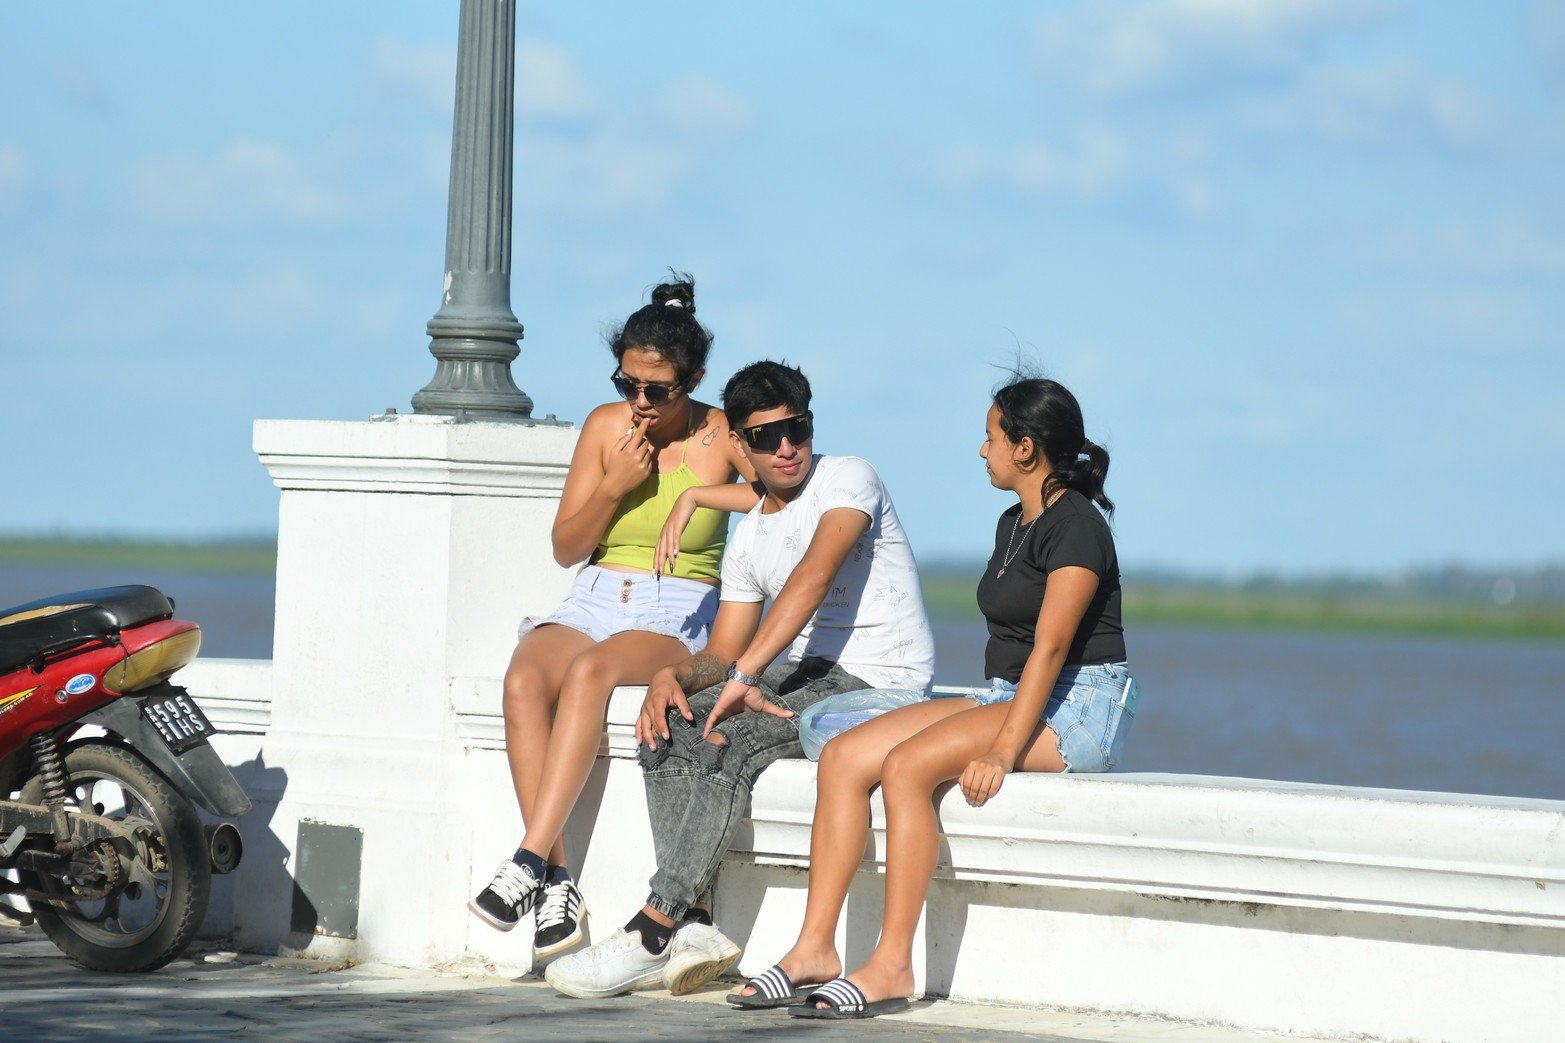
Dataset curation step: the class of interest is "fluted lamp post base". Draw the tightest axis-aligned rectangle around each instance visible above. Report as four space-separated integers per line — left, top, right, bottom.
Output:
413 314 534 420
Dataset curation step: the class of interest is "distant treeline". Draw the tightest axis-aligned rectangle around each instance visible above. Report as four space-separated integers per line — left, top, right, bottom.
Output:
921 561 1565 641
0 535 276 575
3 535 1562 641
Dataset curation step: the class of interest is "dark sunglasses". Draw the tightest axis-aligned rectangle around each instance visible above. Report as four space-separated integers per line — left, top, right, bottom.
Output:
611 370 683 406
740 411 814 452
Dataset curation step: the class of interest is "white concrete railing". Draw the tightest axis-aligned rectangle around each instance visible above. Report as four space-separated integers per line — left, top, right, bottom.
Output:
179 655 1565 1043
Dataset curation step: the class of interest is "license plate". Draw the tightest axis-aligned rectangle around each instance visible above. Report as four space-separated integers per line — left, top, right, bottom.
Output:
140 691 217 754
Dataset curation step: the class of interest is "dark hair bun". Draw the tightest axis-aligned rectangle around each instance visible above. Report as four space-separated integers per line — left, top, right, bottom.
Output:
606 270 712 386
651 278 695 313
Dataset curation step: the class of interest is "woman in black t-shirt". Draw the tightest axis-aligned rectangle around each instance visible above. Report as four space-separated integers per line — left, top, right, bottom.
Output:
731 377 1140 1020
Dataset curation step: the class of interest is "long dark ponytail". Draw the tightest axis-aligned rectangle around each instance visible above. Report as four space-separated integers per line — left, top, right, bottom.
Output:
992 377 1114 516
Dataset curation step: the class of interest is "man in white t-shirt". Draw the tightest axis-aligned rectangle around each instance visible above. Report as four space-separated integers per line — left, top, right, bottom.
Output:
545 361 934 1000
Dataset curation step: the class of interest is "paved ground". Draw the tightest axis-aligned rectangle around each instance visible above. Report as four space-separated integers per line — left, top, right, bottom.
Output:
0 923 1336 1043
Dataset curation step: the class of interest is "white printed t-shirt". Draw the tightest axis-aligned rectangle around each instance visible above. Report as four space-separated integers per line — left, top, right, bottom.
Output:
719 454 935 693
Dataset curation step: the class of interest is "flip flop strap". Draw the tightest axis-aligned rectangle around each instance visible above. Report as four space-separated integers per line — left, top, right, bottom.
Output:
813 977 867 1012
748 965 795 1001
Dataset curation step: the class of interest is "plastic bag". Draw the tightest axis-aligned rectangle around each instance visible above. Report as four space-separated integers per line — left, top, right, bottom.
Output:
798 688 928 761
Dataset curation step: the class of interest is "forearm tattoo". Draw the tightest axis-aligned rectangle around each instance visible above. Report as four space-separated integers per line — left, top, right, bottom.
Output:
677 652 726 694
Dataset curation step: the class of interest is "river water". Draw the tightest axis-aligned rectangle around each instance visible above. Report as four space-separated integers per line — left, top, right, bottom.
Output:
5 565 1562 801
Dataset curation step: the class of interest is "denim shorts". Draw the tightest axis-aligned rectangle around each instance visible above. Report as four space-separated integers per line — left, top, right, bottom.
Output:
937 661 1140 773
517 565 720 654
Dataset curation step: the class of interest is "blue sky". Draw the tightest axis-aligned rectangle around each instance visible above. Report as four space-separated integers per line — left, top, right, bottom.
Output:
2 2 1562 574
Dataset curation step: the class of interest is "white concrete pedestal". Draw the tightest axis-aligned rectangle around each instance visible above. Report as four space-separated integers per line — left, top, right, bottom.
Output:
240 415 583 966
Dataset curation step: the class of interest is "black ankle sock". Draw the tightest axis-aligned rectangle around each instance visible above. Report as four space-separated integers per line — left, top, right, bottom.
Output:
545 863 572 886
511 848 546 880
682 907 713 926
624 910 672 955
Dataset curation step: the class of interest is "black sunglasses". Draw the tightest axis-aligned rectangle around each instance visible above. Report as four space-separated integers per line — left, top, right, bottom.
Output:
740 411 814 452
611 370 683 406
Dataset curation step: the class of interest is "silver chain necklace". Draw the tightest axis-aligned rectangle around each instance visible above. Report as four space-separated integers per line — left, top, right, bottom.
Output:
996 489 1065 578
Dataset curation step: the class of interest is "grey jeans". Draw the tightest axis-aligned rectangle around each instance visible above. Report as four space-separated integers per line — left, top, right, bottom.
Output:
639 656 868 920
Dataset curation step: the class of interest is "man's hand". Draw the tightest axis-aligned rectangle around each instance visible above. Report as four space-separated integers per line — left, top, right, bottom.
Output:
636 668 694 749
702 677 794 738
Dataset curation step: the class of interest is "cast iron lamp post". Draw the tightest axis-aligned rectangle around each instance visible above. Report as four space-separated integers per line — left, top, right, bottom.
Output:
413 0 533 419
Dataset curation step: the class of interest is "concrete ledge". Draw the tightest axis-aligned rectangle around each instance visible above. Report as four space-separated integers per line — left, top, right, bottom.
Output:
178 662 1565 1042
739 761 1565 930
181 658 274 735
254 416 577 497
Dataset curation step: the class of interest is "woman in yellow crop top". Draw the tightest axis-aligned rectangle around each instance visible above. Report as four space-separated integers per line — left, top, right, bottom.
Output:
469 276 756 957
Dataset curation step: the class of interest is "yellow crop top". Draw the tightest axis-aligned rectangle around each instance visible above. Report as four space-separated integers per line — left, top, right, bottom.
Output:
593 433 728 580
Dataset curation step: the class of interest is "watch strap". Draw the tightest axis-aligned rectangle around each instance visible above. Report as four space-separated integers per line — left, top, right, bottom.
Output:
725 661 762 687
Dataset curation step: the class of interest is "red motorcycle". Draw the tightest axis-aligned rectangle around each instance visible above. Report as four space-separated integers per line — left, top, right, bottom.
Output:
0 585 249 971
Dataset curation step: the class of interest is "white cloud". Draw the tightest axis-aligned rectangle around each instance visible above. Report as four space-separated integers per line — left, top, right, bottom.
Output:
215 262 407 338
1532 1 1565 79
516 77 751 218
1353 218 1565 275
128 130 446 228
649 76 754 138
925 126 1223 218
1033 0 1386 95
365 36 598 125
0 146 23 196
360 36 743 218
132 138 360 225
928 128 1133 200
516 38 598 124
1334 288 1555 350
1242 58 1498 146
365 40 455 111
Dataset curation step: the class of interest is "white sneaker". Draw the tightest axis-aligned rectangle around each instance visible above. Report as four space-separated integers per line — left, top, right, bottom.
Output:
663 921 742 996
544 928 669 999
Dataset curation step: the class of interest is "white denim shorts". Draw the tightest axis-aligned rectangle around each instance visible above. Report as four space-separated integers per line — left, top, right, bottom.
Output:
518 565 719 655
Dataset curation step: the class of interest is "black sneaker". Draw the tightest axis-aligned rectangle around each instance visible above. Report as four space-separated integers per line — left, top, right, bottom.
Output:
468 860 543 932
533 879 588 959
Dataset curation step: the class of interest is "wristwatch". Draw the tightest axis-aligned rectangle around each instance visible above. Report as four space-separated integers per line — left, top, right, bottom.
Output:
725 661 762 687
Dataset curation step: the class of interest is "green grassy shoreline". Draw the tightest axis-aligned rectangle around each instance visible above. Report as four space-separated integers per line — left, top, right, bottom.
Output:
923 575 1565 643
4 537 1561 642
0 536 277 576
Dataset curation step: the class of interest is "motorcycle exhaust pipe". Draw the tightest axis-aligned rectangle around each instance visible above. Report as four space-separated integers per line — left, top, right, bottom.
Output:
205 822 243 875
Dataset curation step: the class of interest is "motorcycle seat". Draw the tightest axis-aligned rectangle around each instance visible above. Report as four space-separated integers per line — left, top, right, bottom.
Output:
0 585 175 676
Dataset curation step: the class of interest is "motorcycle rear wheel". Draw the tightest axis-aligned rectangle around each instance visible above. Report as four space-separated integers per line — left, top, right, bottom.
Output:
20 743 211 972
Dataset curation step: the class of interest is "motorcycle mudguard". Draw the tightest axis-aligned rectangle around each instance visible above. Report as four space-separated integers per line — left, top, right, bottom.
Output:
80 691 252 818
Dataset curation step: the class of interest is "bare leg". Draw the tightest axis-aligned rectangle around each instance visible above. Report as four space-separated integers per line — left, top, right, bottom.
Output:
735 698 975 996
519 630 692 860
829 703 1065 1005
502 625 594 866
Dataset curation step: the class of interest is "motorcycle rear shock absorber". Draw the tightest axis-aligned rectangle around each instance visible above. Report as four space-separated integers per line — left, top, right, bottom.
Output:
30 732 72 848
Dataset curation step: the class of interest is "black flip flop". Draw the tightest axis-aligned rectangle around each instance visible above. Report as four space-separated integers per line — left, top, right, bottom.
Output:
726 964 820 1009
788 977 912 1020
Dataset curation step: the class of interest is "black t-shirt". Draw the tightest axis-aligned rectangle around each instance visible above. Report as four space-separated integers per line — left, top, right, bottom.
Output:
975 490 1125 682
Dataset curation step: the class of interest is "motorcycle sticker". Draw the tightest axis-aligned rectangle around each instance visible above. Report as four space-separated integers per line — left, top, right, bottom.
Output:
0 687 37 717
65 673 96 696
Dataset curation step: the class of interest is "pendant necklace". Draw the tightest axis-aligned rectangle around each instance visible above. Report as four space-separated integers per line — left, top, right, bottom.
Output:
996 489 1064 578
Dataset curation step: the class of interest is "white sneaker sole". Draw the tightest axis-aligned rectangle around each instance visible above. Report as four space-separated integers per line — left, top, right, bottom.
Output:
467 899 518 933
665 940 742 996
545 962 666 1000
